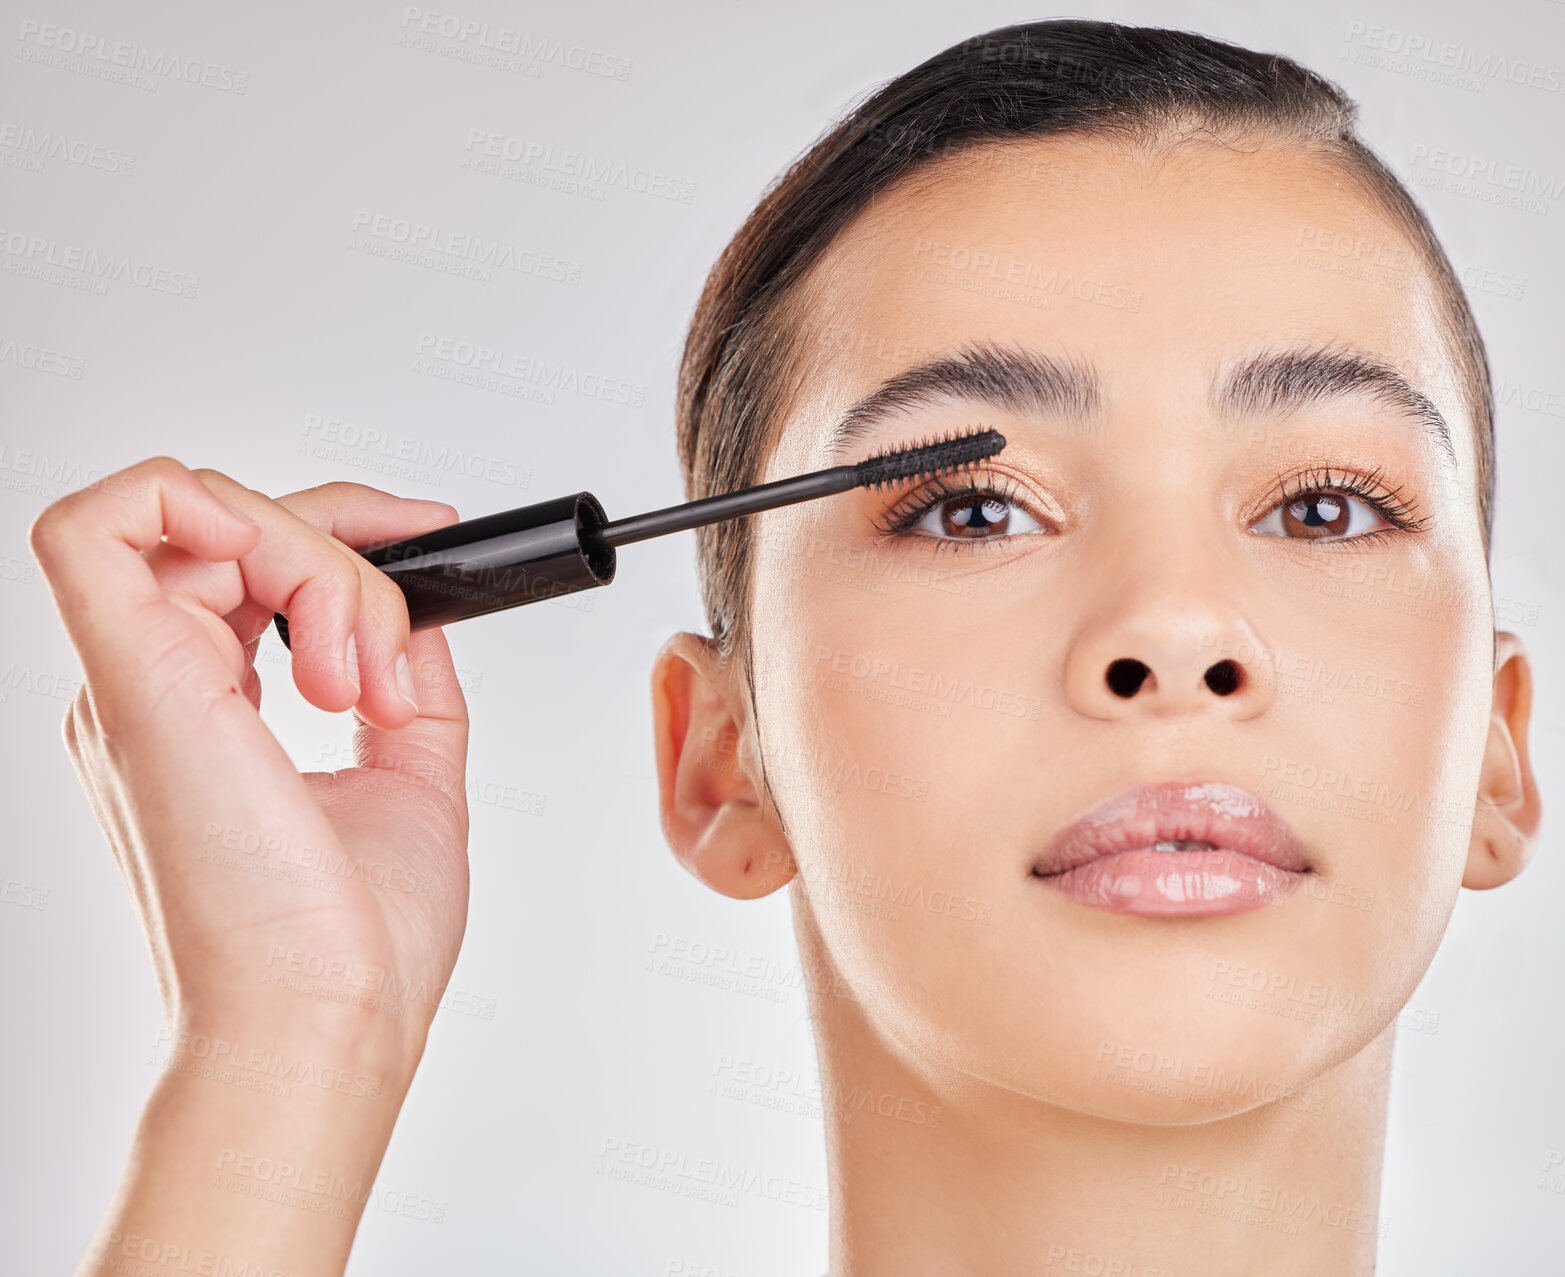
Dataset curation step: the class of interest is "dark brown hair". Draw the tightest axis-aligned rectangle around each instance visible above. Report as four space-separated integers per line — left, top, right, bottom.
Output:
675 19 1495 667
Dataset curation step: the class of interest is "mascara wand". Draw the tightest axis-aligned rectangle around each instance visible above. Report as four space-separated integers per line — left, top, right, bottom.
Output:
272 427 1005 648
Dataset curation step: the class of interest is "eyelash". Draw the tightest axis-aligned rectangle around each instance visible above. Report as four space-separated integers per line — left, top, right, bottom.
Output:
1261 463 1431 551
870 463 1431 552
870 467 1036 555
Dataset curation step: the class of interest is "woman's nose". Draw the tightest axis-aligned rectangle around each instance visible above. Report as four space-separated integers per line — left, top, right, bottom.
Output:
1063 610 1277 720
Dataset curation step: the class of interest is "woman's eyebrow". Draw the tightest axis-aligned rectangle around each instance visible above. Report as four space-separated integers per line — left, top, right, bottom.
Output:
825 340 1099 463
826 339 1457 473
1215 344 1459 472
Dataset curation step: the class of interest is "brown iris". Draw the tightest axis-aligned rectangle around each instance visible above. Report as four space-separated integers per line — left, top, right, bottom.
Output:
941 495 1011 537
1281 494 1348 538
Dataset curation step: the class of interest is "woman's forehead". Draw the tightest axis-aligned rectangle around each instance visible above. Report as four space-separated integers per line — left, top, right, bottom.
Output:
806 136 1434 340
776 136 1463 471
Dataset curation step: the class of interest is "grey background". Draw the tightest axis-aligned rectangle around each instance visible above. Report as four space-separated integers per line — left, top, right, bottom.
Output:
1 0 1561 1272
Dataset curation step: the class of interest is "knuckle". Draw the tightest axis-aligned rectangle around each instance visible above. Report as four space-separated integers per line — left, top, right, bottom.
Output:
28 488 96 564
141 456 193 486
288 480 387 507
317 557 365 610
315 480 375 499
27 502 67 563
291 566 362 645
276 482 332 509
189 466 248 500
29 455 194 561
363 569 411 631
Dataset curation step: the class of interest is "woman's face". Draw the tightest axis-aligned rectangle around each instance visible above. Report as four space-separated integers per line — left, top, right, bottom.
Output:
743 135 1498 1120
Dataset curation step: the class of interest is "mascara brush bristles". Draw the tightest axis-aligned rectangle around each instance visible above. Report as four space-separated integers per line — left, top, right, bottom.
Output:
852 426 1007 490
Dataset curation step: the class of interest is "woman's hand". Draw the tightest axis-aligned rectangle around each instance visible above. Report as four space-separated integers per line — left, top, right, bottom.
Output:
29 457 473 1277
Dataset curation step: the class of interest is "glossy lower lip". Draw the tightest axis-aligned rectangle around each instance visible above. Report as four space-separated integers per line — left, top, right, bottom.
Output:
1036 846 1304 915
1031 780 1310 917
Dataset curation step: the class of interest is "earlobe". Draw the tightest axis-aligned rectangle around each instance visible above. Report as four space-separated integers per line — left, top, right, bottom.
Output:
1463 631 1543 890
650 632 796 899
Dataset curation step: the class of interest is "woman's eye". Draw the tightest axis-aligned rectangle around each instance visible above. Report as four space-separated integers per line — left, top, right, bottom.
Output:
1249 490 1391 541
910 492 1044 540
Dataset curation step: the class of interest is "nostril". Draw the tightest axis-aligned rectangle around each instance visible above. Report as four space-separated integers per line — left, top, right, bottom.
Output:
1106 658 1151 698
1205 659 1243 696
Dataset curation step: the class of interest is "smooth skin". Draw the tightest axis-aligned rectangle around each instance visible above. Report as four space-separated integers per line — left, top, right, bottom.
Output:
651 136 1542 1275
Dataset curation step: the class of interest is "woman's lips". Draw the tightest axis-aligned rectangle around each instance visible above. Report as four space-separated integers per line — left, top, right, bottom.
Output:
1030 780 1311 917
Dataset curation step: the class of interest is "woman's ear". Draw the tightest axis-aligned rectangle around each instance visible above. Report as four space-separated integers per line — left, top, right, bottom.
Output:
1464 630 1544 889
650 632 796 899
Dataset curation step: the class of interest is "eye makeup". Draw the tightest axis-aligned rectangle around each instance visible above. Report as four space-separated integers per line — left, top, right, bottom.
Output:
870 466 1051 549
866 456 1434 553
1253 463 1432 548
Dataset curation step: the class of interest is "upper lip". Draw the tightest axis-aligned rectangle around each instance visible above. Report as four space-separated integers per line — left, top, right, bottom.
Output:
1031 780 1311 877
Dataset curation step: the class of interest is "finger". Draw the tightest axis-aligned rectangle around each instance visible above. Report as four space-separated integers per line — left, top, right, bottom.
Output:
252 481 461 731
219 482 461 646
350 624 471 814
275 480 460 552
143 541 257 689
185 470 380 717
29 457 264 716
251 483 470 808
144 482 459 726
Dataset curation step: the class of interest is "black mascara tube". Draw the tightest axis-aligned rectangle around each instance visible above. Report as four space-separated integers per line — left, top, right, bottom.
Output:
274 492 614 649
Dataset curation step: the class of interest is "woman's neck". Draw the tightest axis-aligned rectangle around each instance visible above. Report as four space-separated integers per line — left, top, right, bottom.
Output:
804 948 1395 1277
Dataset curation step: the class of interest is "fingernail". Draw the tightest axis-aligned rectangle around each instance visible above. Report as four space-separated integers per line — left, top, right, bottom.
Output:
343 635 360 693
394 651 419 713
220 498 258 526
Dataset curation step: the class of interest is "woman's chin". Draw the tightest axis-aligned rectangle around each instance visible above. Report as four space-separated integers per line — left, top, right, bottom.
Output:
895 982 1362 1128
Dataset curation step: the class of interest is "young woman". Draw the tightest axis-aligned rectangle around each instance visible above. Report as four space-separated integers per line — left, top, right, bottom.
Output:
32 19 1542 1277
